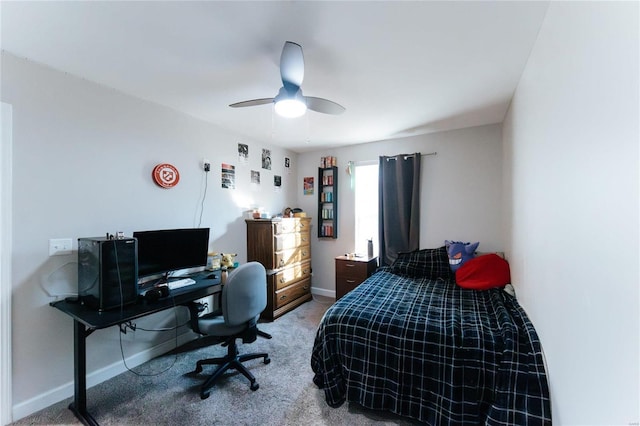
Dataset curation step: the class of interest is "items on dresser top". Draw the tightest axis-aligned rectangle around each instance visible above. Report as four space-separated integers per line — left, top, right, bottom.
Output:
246 217 312 321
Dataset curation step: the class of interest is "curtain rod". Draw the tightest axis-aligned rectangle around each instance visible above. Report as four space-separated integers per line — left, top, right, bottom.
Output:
385 152 437 160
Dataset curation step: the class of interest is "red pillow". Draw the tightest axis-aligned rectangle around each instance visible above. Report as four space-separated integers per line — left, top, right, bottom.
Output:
455 254 510 290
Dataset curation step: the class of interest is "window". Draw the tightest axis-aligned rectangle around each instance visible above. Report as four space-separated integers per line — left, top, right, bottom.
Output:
354 163 379 257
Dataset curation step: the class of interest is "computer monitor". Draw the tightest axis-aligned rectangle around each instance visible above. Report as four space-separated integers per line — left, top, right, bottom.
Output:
133 228 210 278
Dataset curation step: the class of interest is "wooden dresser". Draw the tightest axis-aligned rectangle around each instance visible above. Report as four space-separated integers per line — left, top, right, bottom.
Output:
335 255 378 300
246 217 312 321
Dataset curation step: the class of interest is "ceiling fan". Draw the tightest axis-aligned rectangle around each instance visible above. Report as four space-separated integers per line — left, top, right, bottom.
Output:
229 41 345 118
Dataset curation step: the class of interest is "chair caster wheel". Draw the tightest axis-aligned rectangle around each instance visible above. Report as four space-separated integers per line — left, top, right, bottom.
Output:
264 357 271 365
200 391 210 399
250 382 259 391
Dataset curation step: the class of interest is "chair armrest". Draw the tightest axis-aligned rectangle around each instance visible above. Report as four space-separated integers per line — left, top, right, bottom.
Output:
187 302 221 335
241 319 258 344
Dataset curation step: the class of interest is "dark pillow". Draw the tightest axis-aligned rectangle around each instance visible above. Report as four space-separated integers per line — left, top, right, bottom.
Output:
455 254 510 290
390 246 453 281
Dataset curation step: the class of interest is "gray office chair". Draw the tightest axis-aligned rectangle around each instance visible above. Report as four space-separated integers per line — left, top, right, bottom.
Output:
189 262 270 399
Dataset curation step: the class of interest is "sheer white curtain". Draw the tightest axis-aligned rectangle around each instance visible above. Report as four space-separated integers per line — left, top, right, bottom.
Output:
354 163 378 256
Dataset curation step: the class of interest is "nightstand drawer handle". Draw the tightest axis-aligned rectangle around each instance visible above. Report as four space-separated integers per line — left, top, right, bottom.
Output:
346 279 356 283
303 269 309 275
303 285 309 291
345 264 355 267
279 294 287 300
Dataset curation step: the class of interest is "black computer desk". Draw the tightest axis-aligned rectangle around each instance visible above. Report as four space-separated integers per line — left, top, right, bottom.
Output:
50 273 222 426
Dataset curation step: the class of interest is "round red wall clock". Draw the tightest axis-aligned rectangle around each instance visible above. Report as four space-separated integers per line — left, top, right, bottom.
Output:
152 163 180 188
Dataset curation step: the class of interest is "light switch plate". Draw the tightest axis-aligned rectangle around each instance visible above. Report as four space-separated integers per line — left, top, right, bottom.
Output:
49 238 73 256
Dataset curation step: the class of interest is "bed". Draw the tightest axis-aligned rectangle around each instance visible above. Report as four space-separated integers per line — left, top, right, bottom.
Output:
311 248 551 425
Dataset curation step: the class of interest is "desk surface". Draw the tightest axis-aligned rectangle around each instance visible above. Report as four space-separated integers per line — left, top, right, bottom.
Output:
50 272 222 330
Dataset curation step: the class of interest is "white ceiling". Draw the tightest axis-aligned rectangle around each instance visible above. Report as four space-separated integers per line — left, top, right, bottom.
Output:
1 1 549 153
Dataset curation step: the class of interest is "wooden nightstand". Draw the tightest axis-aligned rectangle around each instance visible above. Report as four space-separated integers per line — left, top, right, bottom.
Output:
335 255 378 300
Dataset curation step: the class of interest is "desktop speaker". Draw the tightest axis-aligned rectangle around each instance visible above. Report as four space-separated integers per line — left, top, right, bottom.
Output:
78 237 138 311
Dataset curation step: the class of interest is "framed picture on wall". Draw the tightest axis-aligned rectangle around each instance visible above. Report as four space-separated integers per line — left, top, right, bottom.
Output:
238 143 249 164
221 163 235 189
303 177 314 195
262 149 271 170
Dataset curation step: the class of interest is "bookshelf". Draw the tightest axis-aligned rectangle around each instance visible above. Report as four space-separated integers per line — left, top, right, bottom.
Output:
318 166 338 238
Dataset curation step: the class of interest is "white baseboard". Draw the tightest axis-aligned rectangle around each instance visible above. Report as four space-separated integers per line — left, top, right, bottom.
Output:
12 331 196 422
311 286 335 299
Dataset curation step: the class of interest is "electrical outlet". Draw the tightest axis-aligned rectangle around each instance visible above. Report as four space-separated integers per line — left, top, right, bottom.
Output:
203 158 210 172
49 238 73 256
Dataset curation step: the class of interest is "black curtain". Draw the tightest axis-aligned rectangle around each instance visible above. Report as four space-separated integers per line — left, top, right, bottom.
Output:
378 153 421 266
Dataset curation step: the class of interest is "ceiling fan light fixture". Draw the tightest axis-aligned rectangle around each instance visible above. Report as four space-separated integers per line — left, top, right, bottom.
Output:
274 98 307 118
230 41 344 116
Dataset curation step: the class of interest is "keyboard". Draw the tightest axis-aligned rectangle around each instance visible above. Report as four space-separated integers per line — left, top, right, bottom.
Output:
167 278 196 290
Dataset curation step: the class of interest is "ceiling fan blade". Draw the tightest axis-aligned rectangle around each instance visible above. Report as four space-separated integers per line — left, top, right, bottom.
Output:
280 41 304 89
229 98 274 108
305 97 346 115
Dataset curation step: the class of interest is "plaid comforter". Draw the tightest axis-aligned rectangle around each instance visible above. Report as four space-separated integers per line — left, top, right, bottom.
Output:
311 270 551 425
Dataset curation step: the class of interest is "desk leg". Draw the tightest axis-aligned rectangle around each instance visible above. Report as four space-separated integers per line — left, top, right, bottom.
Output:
68 320 99 426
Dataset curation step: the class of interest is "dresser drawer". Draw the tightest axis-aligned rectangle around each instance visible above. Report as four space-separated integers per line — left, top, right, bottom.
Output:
336 276 363 297
275 278 311 309
336 259 370 280
274 245 311 269
274 231 310 251
271 260 311 290
273 218 311 235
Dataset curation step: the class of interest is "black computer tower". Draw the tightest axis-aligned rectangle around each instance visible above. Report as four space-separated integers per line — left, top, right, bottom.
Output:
78 237 138 311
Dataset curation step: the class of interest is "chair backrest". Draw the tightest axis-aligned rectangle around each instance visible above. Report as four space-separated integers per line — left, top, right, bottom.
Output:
221 262 267 327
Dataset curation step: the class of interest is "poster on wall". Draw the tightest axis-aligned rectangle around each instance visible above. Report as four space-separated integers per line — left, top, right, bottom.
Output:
303 177 314 195
238 143 249 164
262 148 272 170
285 157 291 174
251 170 261 185
221 163 235 189
274 175 282 193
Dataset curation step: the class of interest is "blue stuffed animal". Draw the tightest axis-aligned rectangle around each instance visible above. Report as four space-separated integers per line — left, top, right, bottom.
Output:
445 240 480 272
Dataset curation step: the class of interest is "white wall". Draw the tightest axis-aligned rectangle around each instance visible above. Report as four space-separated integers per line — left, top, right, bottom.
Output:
1 102 14 426
296 124 504 296
503 2 639 424
1 52 299 420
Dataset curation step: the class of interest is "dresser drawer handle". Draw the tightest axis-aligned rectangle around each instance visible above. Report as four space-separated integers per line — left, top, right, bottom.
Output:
346 279 356 283
302 251 308 256
279 294 287 300
302 237 308 242
280 277 286 283
300 222 306 228
303 285 309 291
345 264 355 267
279 259 285 266
303 269 309 275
